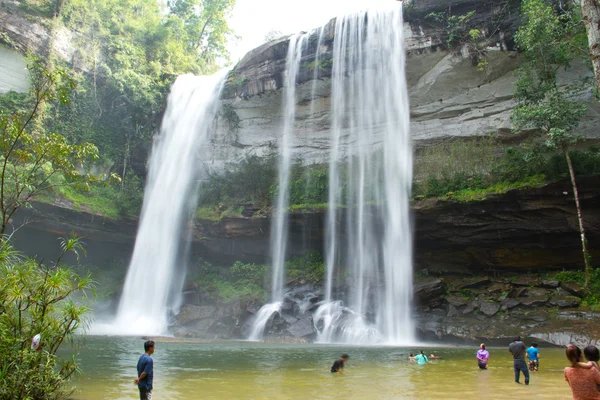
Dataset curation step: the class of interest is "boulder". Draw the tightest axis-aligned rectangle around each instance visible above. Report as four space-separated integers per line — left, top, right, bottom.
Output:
414 279 446 307
501 298 520 310
549 296 581 308
286 316 316 338
560 282 583 297
446 295 469 307
479 301 501 317
463 301 478 315
282 314 299 325
519 297 548 307
540 280 559 289
512 277 541 287
176 305 217 325
458 278 491 290
523 288 553 298
507 287 528 298
447 304 460 317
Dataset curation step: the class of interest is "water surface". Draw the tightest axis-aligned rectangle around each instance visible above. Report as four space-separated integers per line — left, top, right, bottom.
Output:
72 337 573 399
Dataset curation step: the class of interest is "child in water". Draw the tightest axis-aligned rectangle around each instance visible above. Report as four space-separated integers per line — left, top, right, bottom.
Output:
526 343 540 371
408 353 416 363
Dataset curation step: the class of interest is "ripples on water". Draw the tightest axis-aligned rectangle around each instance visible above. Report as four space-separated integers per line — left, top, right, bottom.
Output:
71 337 572 399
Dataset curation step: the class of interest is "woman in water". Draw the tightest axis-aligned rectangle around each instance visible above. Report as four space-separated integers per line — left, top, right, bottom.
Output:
564 345 600 400
476 343 489 370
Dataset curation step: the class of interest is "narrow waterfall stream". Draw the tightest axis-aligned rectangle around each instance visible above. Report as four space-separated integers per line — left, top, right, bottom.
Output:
95 73 226 336
248 34 309 341
315 5 414 345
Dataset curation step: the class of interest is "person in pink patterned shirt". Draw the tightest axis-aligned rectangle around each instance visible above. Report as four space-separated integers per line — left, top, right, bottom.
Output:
564 345 600 400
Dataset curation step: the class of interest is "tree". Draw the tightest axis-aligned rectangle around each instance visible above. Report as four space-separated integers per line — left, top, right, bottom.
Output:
264 30 283 42
512 0 593 292
580 0 600 94
0 236 94 400
0 58 106 236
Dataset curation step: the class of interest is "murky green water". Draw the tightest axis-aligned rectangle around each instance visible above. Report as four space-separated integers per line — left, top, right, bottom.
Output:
71 337 573 399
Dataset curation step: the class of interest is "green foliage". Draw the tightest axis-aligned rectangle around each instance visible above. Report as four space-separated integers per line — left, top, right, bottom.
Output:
306 58 333 72
512 0 589 147
221 103 240 131
10 0 237 215
0 58 114 235
0 237 94 400
286 251 325 283
413 140 600 201
194 259 267 302
200 154 278 207
426 10 476 48
554 268 600 307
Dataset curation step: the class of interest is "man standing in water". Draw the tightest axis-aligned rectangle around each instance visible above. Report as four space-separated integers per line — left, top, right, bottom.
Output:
135 340 155 399
509 336 529 385
331 354 349 373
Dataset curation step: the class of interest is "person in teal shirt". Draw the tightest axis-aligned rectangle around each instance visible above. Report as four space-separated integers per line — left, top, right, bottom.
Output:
414 350 428 365
526 343 540 371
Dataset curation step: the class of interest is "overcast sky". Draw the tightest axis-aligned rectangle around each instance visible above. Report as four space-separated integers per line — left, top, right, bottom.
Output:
227 0 396 62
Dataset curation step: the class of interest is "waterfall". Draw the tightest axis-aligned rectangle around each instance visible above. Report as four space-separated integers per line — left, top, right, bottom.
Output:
95 73 226 336
248 34 309 340
315 4 414 345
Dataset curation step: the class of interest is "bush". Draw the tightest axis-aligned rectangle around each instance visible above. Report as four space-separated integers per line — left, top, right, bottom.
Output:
0 238 94 400
554 268 600 308
287 251 326 283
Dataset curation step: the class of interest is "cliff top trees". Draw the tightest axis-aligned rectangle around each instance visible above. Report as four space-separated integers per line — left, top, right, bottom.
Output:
0 58 105 237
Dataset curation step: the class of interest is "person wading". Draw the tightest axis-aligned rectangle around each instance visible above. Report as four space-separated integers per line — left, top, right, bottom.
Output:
509 336 529 385
134 340 155 400
331 354 349 373
477 343 490 370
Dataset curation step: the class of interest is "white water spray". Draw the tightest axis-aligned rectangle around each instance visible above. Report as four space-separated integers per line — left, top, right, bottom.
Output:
94 73 226 336
315 4 414 345
248 34 308 340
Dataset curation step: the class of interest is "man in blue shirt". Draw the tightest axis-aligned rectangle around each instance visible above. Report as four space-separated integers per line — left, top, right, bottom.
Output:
134 340 155 400
526 342 540 371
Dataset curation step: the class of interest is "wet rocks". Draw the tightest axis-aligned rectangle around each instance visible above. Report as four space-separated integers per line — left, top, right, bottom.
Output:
560 282 583 297
479 301 501 317
458 277 492 290
549 296 581 308
540 280 559 289
286 316 316 338
519 297 548 307
446 295 469 308
501 298 520 310
414 279 446 307
176 305 217 325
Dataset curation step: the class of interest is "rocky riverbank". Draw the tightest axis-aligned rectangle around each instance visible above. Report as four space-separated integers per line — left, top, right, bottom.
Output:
168 271 599 347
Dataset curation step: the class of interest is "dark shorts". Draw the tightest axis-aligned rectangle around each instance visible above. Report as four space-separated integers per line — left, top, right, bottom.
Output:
478 361 488 369
528 360 539 371
139 388 152 400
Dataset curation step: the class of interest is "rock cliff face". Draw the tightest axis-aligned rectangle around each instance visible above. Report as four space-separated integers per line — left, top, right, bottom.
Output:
202 0 600 173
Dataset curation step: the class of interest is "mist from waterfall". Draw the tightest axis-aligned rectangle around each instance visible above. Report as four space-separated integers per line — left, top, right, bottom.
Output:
248 33 309 340
315 5 414 345
94 73 226 336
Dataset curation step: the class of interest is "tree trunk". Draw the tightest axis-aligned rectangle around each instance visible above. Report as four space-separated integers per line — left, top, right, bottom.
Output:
581 0 600 95
564 149 592 293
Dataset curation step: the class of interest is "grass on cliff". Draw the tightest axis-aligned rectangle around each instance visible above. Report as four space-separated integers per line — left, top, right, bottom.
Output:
196 139 600 215
191 252 326 302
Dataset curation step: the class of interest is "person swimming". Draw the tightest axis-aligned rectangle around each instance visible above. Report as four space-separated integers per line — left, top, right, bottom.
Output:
409 353 416 363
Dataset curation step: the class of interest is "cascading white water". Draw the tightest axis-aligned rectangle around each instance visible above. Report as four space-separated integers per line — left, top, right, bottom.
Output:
94 73 226 336
315 4 414 345
248 34 309 340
